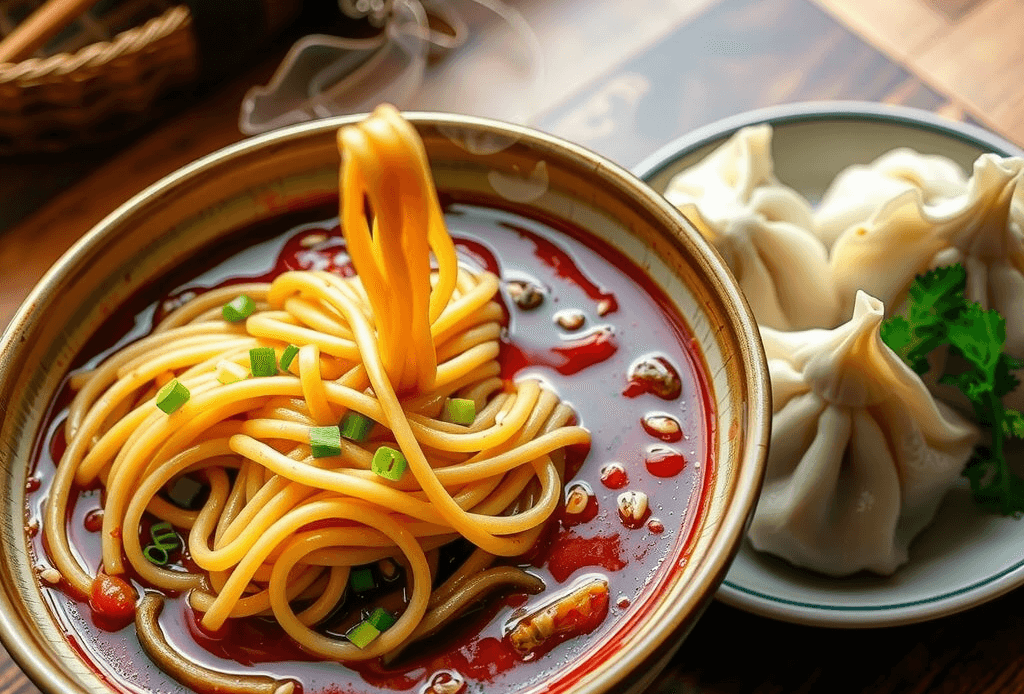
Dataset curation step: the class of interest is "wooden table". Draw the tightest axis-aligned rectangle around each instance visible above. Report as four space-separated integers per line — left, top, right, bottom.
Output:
2 0 1023 692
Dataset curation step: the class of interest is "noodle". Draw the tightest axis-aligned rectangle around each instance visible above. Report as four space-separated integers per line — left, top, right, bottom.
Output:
43 105 588 669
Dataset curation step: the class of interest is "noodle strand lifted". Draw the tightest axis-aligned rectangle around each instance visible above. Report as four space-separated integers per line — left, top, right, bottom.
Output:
43 105 588 668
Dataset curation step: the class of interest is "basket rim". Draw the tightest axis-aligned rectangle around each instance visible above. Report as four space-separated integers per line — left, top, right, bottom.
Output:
0 4 191 84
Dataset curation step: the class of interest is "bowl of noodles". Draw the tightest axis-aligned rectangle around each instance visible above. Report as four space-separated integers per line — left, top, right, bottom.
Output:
0 108 769 694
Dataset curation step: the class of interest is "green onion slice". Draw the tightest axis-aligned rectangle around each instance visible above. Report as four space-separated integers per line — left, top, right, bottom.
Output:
149 521 178 545
443 398 476 425
340 411 374 442
279 344 300 371
371 446 407 481
143 521 179 565
156 379 190 414
367 607 396 631
249 347 278 377
143 545 170 565
222 295 256 322
346 620 380 649
349 566 375 593
310 426 342 458
215 360 247 385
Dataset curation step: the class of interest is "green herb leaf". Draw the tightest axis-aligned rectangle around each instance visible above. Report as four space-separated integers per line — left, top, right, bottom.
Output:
947 303 1003 376
994 354 1024 400
908 263 967 322
963 448 1024 517
879 314 912 354
1003 409 1024 439
890 264 969 374
881 262 1024 517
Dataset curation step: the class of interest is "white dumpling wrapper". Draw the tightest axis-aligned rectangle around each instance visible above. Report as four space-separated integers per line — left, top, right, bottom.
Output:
814 148 968 247
748 292 979 576
664 125 839 331
831 154 1024 357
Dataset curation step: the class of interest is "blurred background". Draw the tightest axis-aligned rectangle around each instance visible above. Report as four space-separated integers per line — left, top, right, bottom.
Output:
1 0 1021 237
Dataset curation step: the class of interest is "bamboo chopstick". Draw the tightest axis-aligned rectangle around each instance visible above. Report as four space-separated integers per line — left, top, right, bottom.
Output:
0 0 101 64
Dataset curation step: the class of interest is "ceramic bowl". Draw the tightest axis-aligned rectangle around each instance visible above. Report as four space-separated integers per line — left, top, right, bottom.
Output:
0 113 769 694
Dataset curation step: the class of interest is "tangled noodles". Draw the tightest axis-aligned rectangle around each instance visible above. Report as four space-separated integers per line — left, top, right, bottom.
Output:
42 105 589 683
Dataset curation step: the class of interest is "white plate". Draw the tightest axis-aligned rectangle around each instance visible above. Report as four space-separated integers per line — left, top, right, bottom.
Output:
633 101 1024 628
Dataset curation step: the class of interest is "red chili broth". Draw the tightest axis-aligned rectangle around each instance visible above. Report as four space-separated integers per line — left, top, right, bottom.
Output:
25 199 715 694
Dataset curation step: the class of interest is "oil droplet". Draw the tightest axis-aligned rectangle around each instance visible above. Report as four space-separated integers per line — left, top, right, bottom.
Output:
645 445 686 478
616 595 631 609
623 354 682 400
553 308 586 331
425 670 466 694
641 412 683 442
617 490 650 530
84 509 104 532
600 462 628 489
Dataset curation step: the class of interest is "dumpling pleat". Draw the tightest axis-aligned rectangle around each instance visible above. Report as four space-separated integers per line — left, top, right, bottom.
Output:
748 292 978 576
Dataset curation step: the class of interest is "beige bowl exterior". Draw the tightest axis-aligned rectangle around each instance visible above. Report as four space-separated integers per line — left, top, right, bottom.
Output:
0 113 769 694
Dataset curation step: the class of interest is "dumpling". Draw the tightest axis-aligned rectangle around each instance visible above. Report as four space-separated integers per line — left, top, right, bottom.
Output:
748 291 979 576
663 124 814 229
814 148 968 247
664 125 839 331
830 154 1024 357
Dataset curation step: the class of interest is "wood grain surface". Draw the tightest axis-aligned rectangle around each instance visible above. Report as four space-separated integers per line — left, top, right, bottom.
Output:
818 0 1024 141
536 0 949 167
0 0 1023 692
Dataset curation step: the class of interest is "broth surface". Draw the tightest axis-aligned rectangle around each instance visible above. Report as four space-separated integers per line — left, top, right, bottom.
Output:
26 201 713 694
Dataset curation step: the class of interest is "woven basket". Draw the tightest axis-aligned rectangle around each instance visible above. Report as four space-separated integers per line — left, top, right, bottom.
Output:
0 0 297 154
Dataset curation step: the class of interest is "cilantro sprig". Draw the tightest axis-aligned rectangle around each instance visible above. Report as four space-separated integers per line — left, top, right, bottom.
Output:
880 264 1024 516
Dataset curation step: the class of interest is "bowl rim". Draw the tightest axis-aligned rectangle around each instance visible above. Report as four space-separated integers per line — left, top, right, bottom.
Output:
632 100 1024 182
0 111 770 694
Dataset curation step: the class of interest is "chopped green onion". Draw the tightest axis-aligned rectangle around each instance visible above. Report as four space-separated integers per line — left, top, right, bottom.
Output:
156 379 190 414
149 521 177 545
340 411 374 442
443 398 476 425
249 347 278 377
372 446 407 481
310 426 342 458
346 620 380 649
280 344 300 371
216 360 248 385
167 476 204 509
222 295 256 322
349 566 375 593
143 545 170 565
144 521 179 566
367 607 396 631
